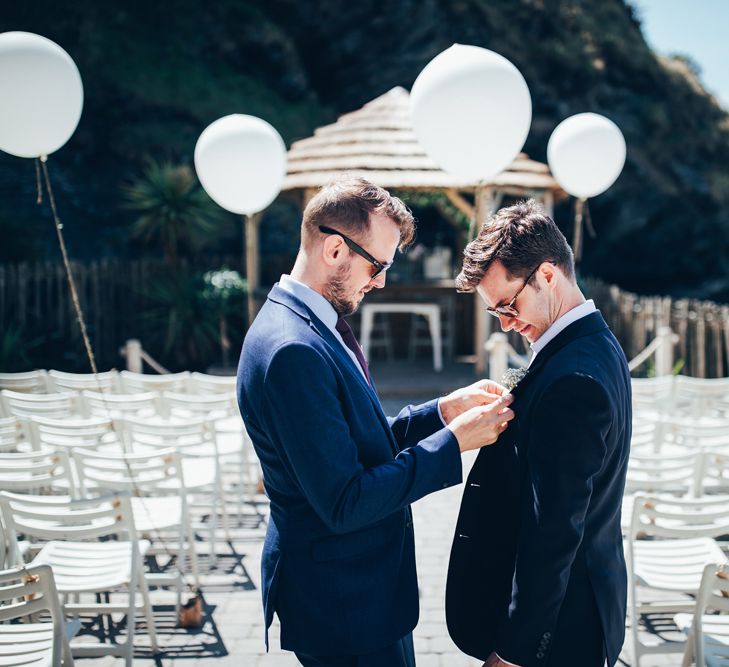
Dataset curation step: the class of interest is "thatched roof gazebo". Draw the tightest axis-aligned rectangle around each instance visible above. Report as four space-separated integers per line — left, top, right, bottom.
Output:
253 87 564 372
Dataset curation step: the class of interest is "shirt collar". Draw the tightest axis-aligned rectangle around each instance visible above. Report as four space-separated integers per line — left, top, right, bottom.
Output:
278 274 338 332
529 299 597 362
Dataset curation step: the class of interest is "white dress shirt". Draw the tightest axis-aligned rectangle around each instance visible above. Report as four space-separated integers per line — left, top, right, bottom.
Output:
528 299 597 367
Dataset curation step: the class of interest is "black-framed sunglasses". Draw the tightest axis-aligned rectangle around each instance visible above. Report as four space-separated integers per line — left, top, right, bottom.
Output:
485 265 540 318
318 225 393 279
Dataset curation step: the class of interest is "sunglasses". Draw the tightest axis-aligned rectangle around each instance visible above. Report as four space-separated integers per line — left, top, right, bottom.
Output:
318 225 393 279
485 265 539 318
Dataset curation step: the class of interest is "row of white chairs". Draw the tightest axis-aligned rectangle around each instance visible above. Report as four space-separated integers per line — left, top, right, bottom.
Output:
626 493 729 666
0 369 236 396
1 490 169 666
626 450 729 497
632 375 729 419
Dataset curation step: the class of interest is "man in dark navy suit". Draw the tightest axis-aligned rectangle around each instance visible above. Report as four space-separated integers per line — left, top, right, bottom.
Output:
446 200 631 667
237 176 515 667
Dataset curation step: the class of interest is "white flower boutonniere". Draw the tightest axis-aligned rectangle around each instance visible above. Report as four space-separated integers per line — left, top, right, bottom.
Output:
502 366 529 392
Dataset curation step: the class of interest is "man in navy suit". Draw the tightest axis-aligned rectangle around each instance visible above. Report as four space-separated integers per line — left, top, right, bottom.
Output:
237 176 515 667
446 200 631 667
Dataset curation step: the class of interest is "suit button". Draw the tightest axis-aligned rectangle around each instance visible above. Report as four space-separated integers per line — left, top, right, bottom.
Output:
442 482 449 488
536 652 545 659
544 632 551 639
406 520 412 528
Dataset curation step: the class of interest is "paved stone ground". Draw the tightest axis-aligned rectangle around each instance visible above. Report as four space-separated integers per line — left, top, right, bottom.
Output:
73 387 685 666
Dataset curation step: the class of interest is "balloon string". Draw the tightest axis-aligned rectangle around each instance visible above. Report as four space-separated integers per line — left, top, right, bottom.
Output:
584 199 596 238
39 157 99 376
34 158 43 205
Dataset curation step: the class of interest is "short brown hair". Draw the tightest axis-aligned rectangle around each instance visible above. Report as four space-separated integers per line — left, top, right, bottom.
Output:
302 175 415 251
455 199 574 292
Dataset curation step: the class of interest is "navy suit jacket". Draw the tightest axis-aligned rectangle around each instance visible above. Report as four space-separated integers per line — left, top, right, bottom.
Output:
237 285 462 655
446 311 631 667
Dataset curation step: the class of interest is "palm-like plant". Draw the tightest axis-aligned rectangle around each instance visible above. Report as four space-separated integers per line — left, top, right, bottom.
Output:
123 160 228 267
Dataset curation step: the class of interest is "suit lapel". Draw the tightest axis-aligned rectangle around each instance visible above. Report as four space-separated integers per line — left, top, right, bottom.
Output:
267 286 398 454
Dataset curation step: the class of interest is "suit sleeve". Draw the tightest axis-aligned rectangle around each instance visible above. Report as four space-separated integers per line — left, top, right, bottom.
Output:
388 399 446 451
261 342 462 534
496 373 610 665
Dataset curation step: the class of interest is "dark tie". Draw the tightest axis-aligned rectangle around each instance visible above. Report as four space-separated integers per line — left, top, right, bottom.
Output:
336 316 371 384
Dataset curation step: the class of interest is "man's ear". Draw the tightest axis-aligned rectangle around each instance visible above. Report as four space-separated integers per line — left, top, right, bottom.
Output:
539 261 557 288
322 235 345 267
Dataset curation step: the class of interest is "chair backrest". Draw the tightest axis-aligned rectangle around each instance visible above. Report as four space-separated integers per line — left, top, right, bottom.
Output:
47 369 119 393
0 389 79 420
694 452 729 497
631 376 675 415
162 391 237 421
0 370 50 394
82 389 160 420
692 562 729 666
626 450 698 494
120 370 190 394
189 372 237 394
0 449 74 495
27 415 123 454
0 491 137 563
0 416 21 453
662 417 729 453
674 375 729 418
121 415 217 457
73 447 186 498
629 494 729 541
0 562 71 666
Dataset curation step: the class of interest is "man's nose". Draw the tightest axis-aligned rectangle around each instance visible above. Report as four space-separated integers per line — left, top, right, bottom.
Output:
498 313 516 332
371 272 387 289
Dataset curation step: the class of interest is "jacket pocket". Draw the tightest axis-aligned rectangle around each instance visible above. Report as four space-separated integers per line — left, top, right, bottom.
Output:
310 521 395 562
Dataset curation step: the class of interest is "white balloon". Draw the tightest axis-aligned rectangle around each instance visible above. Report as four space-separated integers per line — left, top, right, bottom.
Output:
0 31 84 158
410 44 531 181
194 115 287 215
547 113 626 199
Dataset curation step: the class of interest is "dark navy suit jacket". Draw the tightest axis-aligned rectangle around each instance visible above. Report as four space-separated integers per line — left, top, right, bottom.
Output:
446 311 631 667
237 285 463 656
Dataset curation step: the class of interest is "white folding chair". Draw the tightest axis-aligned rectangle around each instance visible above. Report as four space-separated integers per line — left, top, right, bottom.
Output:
626 449 698 495
0 416 23 453
73 446 197 591
0 390 80 422
0 491 157 666
694 452 729 497
189 372 237 395
0 562 75 666
0 449 75 495
0 371 50 395
675 563 729 667
81 390 160 421
46 369 120 394
120 371 190 395
121 416 228 564
627 494 729 665
27 416 124 455
674 376 729 420
632 376 676 417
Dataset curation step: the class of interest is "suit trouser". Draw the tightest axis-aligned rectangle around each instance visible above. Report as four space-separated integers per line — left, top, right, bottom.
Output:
295 632 416 667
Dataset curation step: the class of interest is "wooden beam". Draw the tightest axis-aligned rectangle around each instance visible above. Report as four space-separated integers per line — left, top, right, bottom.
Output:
444 189 475 220
245 212 263 326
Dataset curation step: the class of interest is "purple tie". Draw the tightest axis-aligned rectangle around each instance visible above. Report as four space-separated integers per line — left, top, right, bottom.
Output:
336 316 371 384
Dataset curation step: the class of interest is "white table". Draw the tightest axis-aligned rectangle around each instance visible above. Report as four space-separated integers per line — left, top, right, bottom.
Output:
360 303 442 371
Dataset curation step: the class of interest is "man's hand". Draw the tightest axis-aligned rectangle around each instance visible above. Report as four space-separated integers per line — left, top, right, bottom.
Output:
439 379 510 425
483 651 521 667
447 393 514 453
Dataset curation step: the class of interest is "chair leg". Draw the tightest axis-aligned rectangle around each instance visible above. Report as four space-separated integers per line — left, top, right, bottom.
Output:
137 557 159 652
681 633 694 667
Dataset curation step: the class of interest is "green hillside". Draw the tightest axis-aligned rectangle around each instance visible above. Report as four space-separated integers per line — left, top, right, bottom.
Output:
2 0 729 300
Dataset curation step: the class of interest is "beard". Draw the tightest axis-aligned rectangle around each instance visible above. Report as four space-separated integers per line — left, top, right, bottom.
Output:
324 263 358 316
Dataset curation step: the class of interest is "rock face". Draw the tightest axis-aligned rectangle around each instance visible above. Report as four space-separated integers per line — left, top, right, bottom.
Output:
1 0 728 299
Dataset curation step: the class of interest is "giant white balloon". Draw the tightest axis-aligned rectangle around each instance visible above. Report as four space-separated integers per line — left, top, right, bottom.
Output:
410 44 531 181
194 115 287 215
547 113 626 199
0 31 84 158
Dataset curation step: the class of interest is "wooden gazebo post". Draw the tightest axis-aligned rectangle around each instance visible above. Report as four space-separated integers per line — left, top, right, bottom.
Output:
245 212 262 326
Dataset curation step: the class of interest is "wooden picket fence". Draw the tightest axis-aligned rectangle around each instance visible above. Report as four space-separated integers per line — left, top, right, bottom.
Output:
1 259 728 377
